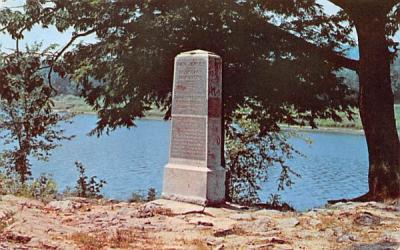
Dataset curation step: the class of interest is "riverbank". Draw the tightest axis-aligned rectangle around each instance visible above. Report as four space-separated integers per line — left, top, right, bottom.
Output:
0 195 399 249
280 124 365 135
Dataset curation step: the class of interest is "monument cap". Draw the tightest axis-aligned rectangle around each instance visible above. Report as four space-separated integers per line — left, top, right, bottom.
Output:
178 49 218 56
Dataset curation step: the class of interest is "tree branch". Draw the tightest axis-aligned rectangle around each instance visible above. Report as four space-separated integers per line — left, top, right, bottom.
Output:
265 22 359 72
47 28 98 95
18 7 57 37
328 0 349 11
329 0 400 16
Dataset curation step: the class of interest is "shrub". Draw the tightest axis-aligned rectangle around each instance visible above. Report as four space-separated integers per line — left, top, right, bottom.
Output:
129 188 157 203
225 102 302 205
255 194 295 211
129 191 146 203
31 174 58 198
0 172 57 199
74 161 106 198
147 188 157 201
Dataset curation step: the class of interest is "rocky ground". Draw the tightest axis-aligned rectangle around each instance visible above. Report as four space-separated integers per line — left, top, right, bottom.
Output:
0 195 399 249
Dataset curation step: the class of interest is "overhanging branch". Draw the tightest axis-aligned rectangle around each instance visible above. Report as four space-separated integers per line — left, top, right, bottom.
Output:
262 23 359 71
265 22 359 72
329 0 400 16
328 0 349 11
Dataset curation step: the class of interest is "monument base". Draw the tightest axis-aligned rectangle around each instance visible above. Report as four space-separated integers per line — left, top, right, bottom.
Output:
162 164 226 206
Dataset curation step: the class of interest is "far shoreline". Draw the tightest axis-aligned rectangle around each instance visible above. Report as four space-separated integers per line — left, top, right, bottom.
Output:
280 125 366 136
52 95 399 136
55 109 374 135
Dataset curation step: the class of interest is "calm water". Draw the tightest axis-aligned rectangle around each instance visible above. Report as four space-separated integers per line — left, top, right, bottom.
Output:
260 130 368 210
27 115 368 211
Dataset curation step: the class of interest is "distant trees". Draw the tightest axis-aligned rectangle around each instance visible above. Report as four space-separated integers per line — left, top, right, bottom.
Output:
0 45 72 183
391 60 400 103
339 60 400 103
51 73 79 96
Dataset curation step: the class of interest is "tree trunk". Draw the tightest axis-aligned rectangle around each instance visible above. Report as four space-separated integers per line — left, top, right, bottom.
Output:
355 14 400 201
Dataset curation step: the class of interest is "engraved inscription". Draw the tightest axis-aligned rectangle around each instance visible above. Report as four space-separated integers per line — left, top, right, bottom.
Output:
173 57 207 115
170 116 207 161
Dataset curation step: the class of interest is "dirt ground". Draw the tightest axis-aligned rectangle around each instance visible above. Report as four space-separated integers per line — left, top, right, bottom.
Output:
0 195 399 249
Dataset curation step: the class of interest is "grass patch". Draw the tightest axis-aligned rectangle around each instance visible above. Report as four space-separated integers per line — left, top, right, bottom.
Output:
177 238 211 250
70 230 156 249
53 95 165 118
108 230 137 248
70 232 107 250
311 104 400 131
52 95 94 114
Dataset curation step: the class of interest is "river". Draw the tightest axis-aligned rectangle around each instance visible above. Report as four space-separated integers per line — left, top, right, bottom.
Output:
27 115 368 211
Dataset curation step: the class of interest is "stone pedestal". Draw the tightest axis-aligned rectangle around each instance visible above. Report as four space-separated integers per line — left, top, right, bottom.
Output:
162 50 226 205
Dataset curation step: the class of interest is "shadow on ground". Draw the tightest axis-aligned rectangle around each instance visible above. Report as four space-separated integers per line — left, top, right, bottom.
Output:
353 242 400 250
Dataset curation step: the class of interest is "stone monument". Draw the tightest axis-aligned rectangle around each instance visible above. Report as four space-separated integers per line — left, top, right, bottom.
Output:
162 50 226 205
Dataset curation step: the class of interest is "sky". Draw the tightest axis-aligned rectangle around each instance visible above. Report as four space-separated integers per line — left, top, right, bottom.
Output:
0 0 97 52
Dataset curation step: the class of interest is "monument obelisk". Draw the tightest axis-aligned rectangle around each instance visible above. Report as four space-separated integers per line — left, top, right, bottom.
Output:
162 50 226 205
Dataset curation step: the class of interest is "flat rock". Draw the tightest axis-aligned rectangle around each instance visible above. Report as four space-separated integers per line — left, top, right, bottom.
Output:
46 200 75 212
276 217 300 229
328 202 360 210
235 217 270 233
206 237 223 246
383 231 400 242
308 218 321 227
253 209 282 216
228 213 255 221
336 233 357 243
